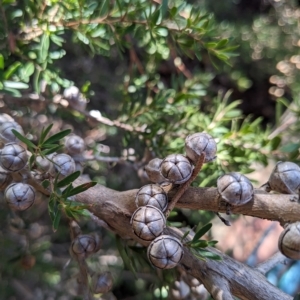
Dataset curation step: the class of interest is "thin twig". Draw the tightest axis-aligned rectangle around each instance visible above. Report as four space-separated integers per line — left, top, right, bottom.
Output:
256 251 289 275
165 153 206 217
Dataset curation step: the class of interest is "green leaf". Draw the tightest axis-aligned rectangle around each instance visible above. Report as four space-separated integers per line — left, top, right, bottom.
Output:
43 129 72 145
23 62 35 78
99 0 109 16
11 129 36 149
208 240 218 247
181 230 190 242
4 62 21 79
42 180 50 189
197 249 222 261
52 209 61 231
62 184 73 197
66 182 97 197
29 153 36 169
57 171 81 188
39 124 53 145
192 223 212 243
190 240 208 248
3 81 29 89
39 34 50 62
0 54 4 70
41 144 63 155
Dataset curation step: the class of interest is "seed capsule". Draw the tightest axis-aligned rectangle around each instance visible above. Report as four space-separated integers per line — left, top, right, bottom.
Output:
52 153 75 177
0 143 28 172
278 222 300 260
144 158 165 184
35 155 53 174
147 235 184 269
91 272 113 294
131 205 166 241
217 172 253 206
71 234 101 259
135 184 168 212
65 135 85 155
185 132 217 164
267 161 300 194
0 113 14 125
5 183 35 211
0 121 24 144
160 154 193 184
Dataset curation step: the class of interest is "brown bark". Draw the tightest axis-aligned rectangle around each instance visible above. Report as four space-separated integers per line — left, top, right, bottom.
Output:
73 179 295 300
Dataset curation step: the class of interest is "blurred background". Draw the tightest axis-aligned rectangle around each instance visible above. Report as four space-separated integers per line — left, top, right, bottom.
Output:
1 0 300 299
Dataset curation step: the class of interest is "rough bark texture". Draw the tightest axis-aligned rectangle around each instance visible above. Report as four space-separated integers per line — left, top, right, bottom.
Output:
73 179 296 300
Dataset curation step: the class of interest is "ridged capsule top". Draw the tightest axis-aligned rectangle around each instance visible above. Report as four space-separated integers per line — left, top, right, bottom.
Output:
268 161 300 194
0 142 28 172
135 184 168 212
185 132 217 164
147 235 183 269
160 154 193 184
5 183 35 211
217 172 253 206
130 205 166 241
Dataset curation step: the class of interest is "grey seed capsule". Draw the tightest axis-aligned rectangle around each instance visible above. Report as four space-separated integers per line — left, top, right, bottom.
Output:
71 234 101 258
144 158 166 184
147 235 184 269
278 222 300 260
52 153 75 177
65 135 85 155
0 143 28 172
185 132 217 164
160 154 193 184
35 155 53 174
0 113 14 124
0 167 13 190
267 161 300 194
217 172 253 206
91 271 113 294
5 183 35 211
0 121 24 144
130 205 166 241
135 184 168 212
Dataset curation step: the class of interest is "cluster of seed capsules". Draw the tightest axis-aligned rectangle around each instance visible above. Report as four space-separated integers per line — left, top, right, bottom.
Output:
0 113 86 212
132 132 300 268
130 133 217 269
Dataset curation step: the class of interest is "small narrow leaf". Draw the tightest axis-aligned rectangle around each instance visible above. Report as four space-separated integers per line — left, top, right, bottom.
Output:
12 129 36 149
181 230 190 242
57 171 80 188
42 180 50 189
29 153 36 169
66 182 97 197
192 223 212 243
39 124 53 145
190 240 208 248
43 129 72 145
197 249 222 261
41 144 63 155
0 54 4 70
52 209 62 232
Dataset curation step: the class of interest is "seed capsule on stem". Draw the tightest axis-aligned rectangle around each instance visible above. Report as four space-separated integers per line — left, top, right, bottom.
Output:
217 172 254 206
144 158 165 184
71 234 101 259
0 142 28 172
0 121 24 144
91 271 113 294
5 182 35 211
131 205 166 241
135 184 168 212
185 132 217 164
147 235 184 269
160 154 193 184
